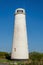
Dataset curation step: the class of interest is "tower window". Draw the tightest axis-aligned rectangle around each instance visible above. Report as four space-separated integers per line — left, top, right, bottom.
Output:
17 10 23 13
14 48 16 52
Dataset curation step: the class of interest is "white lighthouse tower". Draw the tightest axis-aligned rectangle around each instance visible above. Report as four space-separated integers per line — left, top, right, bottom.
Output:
11 8 29 60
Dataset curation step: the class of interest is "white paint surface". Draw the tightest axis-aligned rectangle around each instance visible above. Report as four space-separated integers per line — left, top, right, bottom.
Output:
11 8 29 59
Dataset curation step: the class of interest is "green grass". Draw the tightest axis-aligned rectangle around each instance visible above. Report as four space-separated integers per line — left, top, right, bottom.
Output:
0 59 11 63
0 52 43 65
0 59 7 63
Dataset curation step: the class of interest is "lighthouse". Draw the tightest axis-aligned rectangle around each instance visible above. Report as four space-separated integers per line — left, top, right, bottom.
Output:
11 8 29 60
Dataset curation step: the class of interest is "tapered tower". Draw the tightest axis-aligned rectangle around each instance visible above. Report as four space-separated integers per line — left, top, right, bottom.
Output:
11 8 29 60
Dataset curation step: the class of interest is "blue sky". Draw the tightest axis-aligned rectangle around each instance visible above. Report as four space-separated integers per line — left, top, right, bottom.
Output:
0 0 43 52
